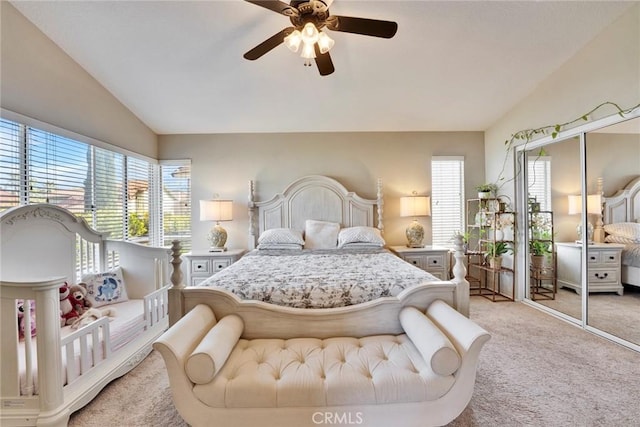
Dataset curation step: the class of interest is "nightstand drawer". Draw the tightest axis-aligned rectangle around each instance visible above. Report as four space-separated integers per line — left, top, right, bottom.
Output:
426 255 445 269
213 259 231 271
403 255 426 270
598 251 620 265
191 259 211 274
588 268 619 284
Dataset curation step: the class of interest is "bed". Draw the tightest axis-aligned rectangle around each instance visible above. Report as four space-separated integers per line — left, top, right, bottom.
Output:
167 175 470 326
602 175 640 287
0 204 171 426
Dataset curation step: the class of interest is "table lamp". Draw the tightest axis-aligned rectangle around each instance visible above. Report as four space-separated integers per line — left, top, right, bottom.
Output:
200 199 233 251
567 194 601 243
400 194 431 248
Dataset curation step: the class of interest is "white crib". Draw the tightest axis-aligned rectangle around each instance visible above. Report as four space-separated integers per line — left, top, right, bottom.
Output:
0 204 171 427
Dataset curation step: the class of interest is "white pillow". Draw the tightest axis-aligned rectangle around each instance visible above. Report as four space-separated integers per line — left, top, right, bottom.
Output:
304 220 340 249
81 267 129 307
257 243 303 250
258 228 304 245
604 234 637 244
603 222 640 242
338 226 385 248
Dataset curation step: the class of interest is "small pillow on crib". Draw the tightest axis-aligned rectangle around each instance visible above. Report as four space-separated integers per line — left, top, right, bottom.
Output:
81 267 129 307
399 306 461 376
258 228 304 246
603 222 640 242
304 220 340 249
186 314 244 384
338 226 385 248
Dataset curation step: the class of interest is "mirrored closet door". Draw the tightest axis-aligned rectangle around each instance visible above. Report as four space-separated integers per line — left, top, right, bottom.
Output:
518 110 640 351
585 117 640 346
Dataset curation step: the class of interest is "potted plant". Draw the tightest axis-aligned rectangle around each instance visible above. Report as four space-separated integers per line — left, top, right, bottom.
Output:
475 183 498 199
529 239 551 269
485 241 512 270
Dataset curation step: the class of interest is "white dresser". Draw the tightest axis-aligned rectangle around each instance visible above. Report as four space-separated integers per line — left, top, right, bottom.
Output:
182 249 246 286
555 242 624 295
389 246 450 280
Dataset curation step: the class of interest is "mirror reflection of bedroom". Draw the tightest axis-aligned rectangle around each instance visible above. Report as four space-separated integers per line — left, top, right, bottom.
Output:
525 117 640 347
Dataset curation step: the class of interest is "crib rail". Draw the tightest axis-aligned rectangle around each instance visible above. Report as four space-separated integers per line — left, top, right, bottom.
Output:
144 285 170 329
60 317 111 385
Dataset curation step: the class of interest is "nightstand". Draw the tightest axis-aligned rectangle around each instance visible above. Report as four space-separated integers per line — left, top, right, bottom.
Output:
389 246 450 280
182 249 246 286
555 242 624 295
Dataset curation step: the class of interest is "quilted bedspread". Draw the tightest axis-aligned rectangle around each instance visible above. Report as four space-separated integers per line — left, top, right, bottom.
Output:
622 243 640 268
197 248 442 308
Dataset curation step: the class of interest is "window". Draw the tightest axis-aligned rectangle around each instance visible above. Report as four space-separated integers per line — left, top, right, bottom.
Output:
0 116 191 249
160 162 192 250
431 156 465 247
527 156 551 211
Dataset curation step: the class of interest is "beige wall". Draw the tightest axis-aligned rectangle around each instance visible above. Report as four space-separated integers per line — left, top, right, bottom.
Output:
485 4 640 197
158 132 485 251
0 3 157 158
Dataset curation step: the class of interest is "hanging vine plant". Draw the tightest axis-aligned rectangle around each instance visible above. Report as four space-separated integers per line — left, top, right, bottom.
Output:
494 101 640 191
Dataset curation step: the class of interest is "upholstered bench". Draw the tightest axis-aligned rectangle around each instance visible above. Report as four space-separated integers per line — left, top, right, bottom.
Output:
154 288 490 427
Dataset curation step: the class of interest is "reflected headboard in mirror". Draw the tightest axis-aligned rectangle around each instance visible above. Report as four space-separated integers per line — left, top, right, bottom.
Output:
603 176 640 224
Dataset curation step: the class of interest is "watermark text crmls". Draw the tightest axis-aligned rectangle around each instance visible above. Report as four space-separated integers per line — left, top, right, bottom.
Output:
312 411 364 425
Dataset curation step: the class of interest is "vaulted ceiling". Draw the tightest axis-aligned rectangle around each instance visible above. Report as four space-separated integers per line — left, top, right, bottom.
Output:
10 1 634 134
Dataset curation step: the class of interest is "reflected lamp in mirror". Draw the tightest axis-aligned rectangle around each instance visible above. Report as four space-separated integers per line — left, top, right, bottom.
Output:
400 194 431 248
567 194 602 243
200 199 233 252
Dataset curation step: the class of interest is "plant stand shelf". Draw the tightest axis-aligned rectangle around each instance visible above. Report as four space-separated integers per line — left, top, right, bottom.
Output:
530 266 556 300
470 263 514 302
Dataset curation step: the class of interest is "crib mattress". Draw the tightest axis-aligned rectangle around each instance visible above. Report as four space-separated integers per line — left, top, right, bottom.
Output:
18 299 146 395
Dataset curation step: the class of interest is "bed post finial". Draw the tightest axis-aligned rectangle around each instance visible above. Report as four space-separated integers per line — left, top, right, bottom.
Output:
168 240 185 326
593 177 605 243
451 233 470 317
248 180 256 250
377 178 384 234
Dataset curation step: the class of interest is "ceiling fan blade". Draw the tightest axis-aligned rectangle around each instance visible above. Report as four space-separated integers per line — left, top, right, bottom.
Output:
314 44 334 76
244 28 293 61
327 15 398 38
244 0 299 17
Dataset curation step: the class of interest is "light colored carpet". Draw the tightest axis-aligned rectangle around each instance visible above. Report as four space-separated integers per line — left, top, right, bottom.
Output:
69 297 640 427
536 284 640 344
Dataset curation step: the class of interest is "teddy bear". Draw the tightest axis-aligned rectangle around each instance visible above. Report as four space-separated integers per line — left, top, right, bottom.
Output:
59 283 81 326
69 283 92 315
17 299 37 339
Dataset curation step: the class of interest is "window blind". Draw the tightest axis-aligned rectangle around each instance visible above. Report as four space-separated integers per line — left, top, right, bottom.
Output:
126 157 151 243
26 127 89 215
528 156 551 211
92 146 125 238
160 162 192 250
0 119 23 211
431 156 465 247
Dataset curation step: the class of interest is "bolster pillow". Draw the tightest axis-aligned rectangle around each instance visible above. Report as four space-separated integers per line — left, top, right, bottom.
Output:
399 306 461 376
185 314 244 384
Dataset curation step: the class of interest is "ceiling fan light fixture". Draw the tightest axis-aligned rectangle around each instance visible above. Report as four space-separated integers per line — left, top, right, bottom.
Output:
284 30 302 52
317 31 334 54
300 42 316 60
301 22 320 44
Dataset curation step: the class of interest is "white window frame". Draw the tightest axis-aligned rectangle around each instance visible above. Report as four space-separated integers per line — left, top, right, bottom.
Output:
431 156 465 248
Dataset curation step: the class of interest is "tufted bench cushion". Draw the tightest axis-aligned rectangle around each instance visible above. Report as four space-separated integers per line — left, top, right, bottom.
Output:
192 334 456 408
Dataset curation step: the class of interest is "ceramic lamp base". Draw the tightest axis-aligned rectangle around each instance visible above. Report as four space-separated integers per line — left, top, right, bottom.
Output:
405 220 424 248
208 223 228 251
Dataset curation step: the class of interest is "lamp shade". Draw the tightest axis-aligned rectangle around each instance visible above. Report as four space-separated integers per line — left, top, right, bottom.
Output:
200 200 233 222
567 194 602 215
400 196 431 217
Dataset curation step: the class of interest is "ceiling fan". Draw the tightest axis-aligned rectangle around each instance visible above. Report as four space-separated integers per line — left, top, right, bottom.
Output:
243 0 398 76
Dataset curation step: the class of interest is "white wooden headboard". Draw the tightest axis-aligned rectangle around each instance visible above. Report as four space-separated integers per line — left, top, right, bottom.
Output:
248 175 383 249
603 176 640 224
